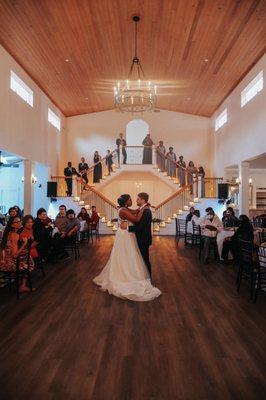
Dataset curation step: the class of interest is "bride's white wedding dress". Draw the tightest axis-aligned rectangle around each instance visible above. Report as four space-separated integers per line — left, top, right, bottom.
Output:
93 210 161 301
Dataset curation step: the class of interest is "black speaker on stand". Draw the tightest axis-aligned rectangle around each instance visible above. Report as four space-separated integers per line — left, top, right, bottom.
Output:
47 181 57 197
218 183 229 200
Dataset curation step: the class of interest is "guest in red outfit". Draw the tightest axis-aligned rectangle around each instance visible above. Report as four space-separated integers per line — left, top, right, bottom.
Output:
89 206 100 228
20 215 39 259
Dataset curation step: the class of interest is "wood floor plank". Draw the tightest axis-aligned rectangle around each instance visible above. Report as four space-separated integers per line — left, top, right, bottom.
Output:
0 236 265 400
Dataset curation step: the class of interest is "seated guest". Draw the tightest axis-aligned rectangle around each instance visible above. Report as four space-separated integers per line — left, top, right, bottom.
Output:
20 215 39 259
186 207 195 222
89 206 100 229
0 216 35 293
77 207 90 221
55 205 68 234
192 209 201 224
200 208 223 263
63 210 81 238
13 205 23 219
7 207 17 220
33 208 69 261
33 208 53 260
222 207 239 227
222 214 254 263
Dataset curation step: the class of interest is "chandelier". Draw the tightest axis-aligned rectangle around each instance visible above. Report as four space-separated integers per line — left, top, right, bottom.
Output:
114 15 157 113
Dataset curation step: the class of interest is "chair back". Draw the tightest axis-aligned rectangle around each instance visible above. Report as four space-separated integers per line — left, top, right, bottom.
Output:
258 246 266 269
237 239 254 268
192 221 201 236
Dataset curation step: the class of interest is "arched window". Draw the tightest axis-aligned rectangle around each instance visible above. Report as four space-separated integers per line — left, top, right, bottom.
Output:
126 119 149 146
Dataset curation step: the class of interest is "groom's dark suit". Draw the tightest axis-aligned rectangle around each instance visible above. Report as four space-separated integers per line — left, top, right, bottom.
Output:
128 208 152 277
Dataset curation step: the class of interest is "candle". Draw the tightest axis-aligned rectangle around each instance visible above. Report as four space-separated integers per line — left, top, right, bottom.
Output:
184 206 189 211
85 204 90 210
178 209 183 215
189 201 194 207
194 197 199 203
172 213 177 218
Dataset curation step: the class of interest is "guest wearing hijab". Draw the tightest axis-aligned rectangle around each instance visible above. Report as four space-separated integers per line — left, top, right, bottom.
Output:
221 214 254 263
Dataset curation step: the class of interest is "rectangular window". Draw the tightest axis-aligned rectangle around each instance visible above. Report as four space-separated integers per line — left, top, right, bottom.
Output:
48 108 61 131
241 71 263 107
10 70 33 107
215 108 227 131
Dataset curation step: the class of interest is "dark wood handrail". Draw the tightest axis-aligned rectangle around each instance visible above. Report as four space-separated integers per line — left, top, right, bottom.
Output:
154 183 193 210
76 178 117 208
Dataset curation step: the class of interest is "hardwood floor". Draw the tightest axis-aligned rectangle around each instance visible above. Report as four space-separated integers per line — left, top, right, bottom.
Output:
0 236 265 400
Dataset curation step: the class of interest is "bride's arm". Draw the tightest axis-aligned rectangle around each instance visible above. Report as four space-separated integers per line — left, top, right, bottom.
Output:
119 207 147 223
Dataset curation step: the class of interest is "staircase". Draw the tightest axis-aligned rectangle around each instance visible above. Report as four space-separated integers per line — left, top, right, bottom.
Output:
51 146 223 234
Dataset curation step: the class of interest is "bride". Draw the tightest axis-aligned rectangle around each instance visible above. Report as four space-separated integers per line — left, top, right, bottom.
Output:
93 194 161 301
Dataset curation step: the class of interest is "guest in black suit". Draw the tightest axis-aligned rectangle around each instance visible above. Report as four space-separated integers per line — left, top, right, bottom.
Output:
64 162 79 196
78 157 89 189
116 133 127 165
128 192 153 278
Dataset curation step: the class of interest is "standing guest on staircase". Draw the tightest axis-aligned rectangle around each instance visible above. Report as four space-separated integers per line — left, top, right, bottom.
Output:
106 150 113 175
177 155 186 187
156 141 166 171
166 147 177 178
93 151 103 183
187 161 198 194
116 133 127 165
198 166 206 197
142 133 154 164
64 161 80 197
78 157 89 189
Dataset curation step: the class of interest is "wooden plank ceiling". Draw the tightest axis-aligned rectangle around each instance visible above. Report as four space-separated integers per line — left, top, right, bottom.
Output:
0 0 265 117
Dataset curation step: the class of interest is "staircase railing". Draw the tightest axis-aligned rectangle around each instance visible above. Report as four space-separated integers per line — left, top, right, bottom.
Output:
85 148 119 185
153 184 194 221
80 184 118 222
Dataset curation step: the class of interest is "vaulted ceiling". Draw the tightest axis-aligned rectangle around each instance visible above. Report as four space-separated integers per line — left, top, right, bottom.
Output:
0 0 265 117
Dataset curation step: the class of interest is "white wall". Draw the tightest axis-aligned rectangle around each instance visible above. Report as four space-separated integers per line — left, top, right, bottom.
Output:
0 45 66 175
66 109 212 174
212 54 266 176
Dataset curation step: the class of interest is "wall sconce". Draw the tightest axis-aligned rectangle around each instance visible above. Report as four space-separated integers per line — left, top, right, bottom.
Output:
21 176 24 182
31 176 37 184
249 178 253 185
236 177 241 184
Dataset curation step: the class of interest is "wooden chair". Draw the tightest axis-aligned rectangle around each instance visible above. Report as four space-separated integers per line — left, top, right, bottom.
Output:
236 239 257 300
254 246 266 303
175 219 187 245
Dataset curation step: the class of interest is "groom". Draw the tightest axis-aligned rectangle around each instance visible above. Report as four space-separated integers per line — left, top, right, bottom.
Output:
122 192 153 278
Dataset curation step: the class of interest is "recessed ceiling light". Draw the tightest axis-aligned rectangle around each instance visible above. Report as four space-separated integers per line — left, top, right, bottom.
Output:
84 97 88 100
204 58 209 62
65 59 70 62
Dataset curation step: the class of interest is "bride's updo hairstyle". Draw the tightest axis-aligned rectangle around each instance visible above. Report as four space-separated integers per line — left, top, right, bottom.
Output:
117 194 130 207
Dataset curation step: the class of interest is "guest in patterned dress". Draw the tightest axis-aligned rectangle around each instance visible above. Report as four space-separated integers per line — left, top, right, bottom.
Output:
20 215 39 260
0 216 35 293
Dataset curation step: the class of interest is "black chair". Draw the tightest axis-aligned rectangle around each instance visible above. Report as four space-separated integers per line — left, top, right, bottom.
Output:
236 239 257 300
64 234 80 260
191 221 201 247
254 246 266 303
258 228 266 245
252 217 262 228
175 219 187 245
88 223 100 244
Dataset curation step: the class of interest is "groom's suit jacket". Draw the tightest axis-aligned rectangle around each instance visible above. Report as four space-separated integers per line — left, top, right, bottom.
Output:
128 208 152 247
